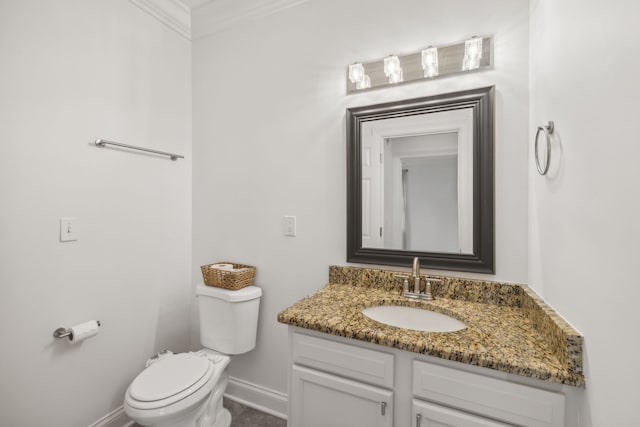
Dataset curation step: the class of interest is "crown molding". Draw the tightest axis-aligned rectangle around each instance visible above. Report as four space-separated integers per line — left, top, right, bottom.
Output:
130 0 309 41
129 0 192 40
191 0 309 40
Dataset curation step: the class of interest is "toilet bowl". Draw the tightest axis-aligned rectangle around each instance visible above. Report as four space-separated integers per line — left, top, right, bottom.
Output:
124 351 230 427
124 284 262 427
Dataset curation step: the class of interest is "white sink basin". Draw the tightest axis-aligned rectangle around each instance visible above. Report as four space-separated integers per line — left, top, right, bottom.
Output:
362 305 466 332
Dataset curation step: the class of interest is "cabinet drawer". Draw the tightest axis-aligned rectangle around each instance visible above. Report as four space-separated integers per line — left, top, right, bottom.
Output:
293 332 394 388
413 360 565 427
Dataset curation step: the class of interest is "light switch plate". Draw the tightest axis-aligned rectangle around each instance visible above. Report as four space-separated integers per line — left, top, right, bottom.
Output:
60 218 78 242
283 215 296 237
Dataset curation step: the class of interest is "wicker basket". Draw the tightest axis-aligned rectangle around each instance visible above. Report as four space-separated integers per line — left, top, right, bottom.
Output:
200 262 256 290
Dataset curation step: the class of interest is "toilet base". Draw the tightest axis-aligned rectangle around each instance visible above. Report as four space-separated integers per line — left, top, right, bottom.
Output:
211 408 231 427
196 370 230 427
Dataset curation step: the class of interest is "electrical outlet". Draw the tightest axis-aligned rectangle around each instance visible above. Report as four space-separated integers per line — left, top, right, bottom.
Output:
60 218 78 242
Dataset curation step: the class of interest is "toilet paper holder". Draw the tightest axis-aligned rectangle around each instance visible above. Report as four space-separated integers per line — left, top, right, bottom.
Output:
53 321 101 339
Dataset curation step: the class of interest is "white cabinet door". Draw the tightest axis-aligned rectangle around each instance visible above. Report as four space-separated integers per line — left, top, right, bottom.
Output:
412 399 514 427
291 365 393 427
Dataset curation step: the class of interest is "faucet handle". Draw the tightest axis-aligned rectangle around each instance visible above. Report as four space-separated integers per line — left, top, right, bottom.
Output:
420 275 442 287
395 274 410 293
420 276 442 301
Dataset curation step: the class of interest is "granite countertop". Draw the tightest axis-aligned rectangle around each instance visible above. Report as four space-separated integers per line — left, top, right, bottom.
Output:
277 266 585 387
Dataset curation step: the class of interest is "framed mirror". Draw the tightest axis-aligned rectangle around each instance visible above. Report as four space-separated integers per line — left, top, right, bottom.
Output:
346 86 494 273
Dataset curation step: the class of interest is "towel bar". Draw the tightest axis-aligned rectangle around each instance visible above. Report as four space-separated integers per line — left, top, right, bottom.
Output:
95 139 184 161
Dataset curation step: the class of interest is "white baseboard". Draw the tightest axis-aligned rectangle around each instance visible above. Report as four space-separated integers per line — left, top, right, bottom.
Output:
225 376 288 420
89 405 134 427
90 377 288 426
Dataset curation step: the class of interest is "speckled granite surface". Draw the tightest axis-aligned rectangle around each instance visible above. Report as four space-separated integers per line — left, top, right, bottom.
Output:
278 266 584 387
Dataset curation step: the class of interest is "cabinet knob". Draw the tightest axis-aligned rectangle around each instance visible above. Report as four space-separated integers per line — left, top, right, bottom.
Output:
381 401 387 416
416 413 422 427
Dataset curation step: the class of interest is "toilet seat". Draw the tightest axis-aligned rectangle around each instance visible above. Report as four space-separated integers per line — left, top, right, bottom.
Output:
126 353 214 410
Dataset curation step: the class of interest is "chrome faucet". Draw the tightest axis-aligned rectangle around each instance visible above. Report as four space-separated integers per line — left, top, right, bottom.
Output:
395 257 438 300
412 257 421 293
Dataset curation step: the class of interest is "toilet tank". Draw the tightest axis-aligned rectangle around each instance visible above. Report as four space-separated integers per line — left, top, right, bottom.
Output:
195 283 262 355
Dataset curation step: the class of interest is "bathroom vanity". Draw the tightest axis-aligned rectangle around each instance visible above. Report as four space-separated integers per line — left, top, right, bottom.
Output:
278 266 584 427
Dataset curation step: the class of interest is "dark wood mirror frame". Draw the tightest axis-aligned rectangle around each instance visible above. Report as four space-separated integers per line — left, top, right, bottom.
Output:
346 86 495 273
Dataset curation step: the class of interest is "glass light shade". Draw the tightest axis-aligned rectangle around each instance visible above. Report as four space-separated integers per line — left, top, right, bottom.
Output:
421 47 439 77
462 37 483 70
348 63 366 83
388 69 403 84
356 74 371 90
383 55 403 83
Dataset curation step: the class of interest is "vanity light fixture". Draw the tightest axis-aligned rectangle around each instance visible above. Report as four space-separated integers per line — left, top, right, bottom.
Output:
421 47 439 77
462 36 483 71
346 36 491 94
383 55 403 84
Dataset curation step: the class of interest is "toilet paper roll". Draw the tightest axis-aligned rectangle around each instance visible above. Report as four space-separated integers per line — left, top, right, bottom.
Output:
68 320 100 344
210 263 234 270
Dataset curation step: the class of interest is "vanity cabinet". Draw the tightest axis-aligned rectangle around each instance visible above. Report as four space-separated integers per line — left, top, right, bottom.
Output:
289 329 570 427
290 332 394 427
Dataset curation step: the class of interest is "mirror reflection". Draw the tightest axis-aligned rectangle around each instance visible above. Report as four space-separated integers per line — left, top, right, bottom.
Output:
347 86 495 273
360 109 473 254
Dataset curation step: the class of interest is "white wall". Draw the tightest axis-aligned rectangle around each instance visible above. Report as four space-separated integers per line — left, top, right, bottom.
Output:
0 1 192 426
529 1 640 425
193 0 529 406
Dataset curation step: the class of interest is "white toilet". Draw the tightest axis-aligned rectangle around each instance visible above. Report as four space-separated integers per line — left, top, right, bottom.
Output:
124 283 262 427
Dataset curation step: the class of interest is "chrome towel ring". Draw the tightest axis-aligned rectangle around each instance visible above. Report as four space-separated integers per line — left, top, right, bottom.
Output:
535 121 554 175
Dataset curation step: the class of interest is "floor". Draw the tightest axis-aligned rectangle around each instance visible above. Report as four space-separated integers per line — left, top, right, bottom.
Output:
224 398 287 427
132 398 286 427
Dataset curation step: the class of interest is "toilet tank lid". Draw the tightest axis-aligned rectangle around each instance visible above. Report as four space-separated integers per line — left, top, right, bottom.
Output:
196 283 262 302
